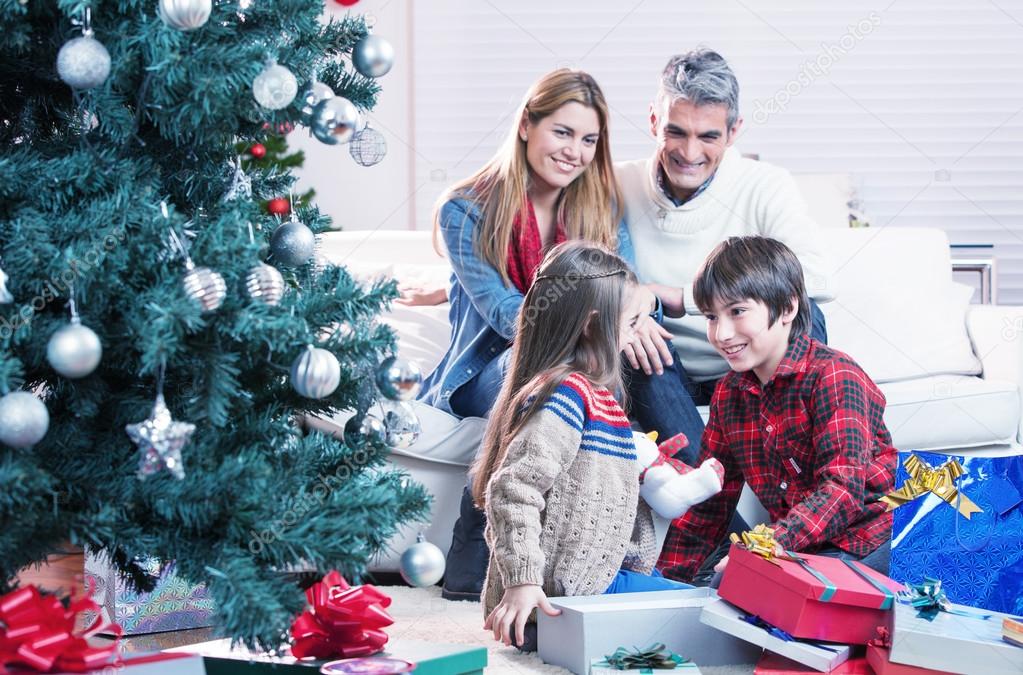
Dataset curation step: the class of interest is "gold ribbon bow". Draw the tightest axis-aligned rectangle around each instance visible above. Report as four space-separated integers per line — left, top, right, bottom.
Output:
880 454 982 519
730 524 796 566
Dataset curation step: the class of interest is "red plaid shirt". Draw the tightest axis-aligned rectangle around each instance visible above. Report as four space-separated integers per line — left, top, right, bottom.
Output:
657 334 896 582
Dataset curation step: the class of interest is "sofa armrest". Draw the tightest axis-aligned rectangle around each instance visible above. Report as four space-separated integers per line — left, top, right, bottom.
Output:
966 305 1023 442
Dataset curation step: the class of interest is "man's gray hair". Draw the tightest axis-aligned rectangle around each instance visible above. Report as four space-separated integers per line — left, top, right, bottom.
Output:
656 49 740 129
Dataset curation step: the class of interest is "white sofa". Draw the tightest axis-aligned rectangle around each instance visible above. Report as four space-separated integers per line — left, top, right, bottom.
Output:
312 225 1023 572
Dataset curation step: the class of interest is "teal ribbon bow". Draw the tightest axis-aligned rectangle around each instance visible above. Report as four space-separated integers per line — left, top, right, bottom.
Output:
595 643 689 670
898 577 993 622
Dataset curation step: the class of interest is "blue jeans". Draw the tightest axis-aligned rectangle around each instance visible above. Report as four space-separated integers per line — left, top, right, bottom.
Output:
448 347 511 419
626 301 828 464
604 568 693 594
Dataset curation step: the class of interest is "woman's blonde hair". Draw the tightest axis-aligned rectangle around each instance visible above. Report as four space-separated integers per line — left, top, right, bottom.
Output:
432 69 622 283
470 242 636 508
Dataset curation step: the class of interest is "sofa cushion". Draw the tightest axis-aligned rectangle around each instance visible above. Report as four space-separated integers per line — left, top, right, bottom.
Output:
820 228 982 384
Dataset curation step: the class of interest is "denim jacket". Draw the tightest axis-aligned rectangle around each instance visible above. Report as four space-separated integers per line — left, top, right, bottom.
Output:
419 197 636 416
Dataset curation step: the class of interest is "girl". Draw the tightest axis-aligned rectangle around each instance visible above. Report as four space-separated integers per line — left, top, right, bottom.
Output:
418 68 636 420
475 243 703 650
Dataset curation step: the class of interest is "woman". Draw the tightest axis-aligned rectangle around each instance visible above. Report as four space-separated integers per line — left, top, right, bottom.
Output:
419 68 635 420
418 69 643 602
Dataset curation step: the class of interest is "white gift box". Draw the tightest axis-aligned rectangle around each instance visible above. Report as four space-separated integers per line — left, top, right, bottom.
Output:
698 598 853 672
889 600 1023 675
537 588 761 675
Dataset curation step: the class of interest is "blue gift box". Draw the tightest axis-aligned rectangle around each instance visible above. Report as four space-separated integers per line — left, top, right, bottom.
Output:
889 451 1023 615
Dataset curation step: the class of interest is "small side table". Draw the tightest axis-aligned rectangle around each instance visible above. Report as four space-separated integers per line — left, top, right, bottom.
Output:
950 244 997 305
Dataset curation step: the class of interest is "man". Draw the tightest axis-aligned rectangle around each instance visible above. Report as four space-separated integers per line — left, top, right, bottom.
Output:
618 48 833 462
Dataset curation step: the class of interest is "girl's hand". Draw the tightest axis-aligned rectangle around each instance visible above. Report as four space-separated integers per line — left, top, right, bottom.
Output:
482 584 561 646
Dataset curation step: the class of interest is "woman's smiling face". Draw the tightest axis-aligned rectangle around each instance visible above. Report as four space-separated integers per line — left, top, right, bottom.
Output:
520 101 600 196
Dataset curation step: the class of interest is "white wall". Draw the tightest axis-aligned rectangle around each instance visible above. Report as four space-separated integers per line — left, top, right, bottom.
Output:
293 0 414 233
300 1 1023 303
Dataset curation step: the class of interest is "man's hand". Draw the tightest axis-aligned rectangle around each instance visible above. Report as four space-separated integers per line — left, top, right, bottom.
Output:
647 283 686 318
623 313 674 375
483 584 560 646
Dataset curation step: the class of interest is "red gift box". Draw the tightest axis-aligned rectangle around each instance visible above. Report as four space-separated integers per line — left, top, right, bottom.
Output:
755 651 871 674
866 643 952 675
718 543 904 645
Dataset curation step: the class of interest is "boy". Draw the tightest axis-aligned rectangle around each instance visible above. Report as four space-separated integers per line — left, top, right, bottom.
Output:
657 236 895 582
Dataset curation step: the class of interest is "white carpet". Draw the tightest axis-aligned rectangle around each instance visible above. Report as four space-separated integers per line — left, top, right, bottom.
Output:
382 585 756 674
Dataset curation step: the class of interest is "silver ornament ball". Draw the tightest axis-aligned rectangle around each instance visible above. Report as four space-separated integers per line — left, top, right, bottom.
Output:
343 414 387 451
298 81 335 126
290 346 341 399
375 356 423 401
352 34 395 78
158 0 212 31
182 265 227 312
311 96 359 145
246 262 285 306
270 220 316 267
46 321 102 379
382 400 421 449
349 127 388 167
399 535 446 587
253 62 298 110
0 392 50 449
56 35 111 90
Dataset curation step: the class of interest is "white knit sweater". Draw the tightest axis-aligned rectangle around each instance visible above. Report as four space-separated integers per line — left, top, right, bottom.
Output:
616 149 834 382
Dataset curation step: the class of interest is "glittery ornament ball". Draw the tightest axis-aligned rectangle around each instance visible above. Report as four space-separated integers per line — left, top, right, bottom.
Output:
270 220 316 267
56 36 111 90
0 392 49 449
253 62 298 110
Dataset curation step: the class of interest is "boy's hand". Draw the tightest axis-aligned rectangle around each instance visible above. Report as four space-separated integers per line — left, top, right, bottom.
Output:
714 555 729 574
483 584 560 646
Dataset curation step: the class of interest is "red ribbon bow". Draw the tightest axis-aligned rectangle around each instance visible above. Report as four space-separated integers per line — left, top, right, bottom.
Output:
639 432 693 484
0 583 121 673
290 571 394 660
869 627 892 648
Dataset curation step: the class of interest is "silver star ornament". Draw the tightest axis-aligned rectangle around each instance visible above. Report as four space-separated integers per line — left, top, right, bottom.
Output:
126 393 195 479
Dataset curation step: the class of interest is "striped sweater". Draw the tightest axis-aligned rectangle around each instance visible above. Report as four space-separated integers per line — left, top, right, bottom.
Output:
482 373 657 617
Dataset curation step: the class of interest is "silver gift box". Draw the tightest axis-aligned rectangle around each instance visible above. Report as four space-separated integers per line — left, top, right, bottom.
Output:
537 588 760 675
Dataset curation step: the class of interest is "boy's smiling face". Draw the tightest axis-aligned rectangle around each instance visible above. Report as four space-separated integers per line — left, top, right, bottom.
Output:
705 295 797 384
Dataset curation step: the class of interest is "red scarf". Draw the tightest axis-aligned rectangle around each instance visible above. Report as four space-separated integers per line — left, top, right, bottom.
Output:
506 200 566 294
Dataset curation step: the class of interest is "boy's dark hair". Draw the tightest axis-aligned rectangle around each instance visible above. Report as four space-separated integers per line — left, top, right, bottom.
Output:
693 236 811 338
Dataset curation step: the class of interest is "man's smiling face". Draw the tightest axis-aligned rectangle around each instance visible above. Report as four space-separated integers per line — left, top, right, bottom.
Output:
650 98 741 202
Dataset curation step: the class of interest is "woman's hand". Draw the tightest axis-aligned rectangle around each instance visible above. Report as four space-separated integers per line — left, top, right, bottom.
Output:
396 283 448 306
482 584 560 646
647 283 685 318
623 314 675 375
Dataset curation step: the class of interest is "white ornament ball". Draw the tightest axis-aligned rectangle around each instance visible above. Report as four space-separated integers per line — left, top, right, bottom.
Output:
56 35 111 90
246 262 285 306
375 356 423 401
352 34 394 78
298 81 335 125
382 400 421 449
46 321 102 379
399 535 446 587
310 97 359 145
270 220 316 267
158 0 212 31
290 346 341 399
182 265 227 312
253 62 298 110
0 392 50 449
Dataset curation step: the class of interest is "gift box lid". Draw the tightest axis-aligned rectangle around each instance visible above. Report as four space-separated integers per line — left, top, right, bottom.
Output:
729 543 904 610
755 651 872 674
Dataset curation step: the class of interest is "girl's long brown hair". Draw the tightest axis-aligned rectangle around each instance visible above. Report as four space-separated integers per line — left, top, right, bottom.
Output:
470 242 636 508
432 69 622 282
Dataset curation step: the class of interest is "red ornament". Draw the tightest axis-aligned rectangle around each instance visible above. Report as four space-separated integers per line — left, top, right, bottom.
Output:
267 198 290 216
249 143 267 159
334 0 361 5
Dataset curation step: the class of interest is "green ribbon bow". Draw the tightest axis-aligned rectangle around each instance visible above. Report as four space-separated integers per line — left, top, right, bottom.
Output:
899 577 993 622
596 643 689 670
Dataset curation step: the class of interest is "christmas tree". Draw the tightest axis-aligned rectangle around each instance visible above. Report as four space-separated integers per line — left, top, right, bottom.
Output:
0 0 429 647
